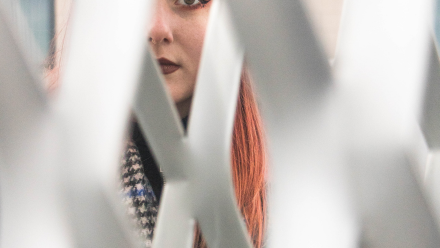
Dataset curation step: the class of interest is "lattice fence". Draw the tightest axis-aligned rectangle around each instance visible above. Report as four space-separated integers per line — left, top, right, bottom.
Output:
1 0 440 247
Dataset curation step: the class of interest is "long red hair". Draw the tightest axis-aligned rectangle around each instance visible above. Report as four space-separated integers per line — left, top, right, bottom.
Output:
194 68 267 248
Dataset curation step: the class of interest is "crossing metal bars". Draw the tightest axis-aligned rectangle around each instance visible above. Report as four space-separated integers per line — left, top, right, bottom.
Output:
1 0 440 247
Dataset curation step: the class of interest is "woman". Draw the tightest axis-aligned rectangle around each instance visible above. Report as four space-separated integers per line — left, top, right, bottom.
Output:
48 0 266 247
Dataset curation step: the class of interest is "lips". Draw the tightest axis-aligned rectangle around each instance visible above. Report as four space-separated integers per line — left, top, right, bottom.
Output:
157 58 180 75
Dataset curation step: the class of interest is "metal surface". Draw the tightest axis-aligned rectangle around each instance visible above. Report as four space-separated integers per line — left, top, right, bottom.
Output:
422 37 440 149
55 0 152 247
228 0 356 247
0 0 440 247
0 3 72 247
418 35 440 244
334 0 440 247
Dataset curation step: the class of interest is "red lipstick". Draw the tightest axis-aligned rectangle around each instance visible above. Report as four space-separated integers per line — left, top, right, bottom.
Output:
157 58 180 75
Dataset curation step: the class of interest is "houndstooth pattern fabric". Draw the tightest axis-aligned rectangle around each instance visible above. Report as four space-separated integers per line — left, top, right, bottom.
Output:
121 140 159 248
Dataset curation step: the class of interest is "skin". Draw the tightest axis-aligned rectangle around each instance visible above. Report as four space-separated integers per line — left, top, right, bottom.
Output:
148 0 212 118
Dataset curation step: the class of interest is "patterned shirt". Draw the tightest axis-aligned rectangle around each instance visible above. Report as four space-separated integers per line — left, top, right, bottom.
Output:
121 140 159 247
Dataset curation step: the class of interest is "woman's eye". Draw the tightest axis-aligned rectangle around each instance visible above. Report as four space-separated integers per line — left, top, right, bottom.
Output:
176 0 210 6
178 0 200 6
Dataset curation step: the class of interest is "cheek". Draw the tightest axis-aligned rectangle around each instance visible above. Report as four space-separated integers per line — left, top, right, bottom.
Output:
164 9 211 108
179 22 208 68
172 17 209 97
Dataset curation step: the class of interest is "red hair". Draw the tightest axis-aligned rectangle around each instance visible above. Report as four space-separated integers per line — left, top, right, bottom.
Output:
194 68 267 248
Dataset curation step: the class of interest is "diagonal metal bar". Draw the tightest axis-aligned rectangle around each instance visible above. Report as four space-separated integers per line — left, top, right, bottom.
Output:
55 0 153 247
421 36 440 149
187 0 249 247
0 3 74 248
0 3 47 157
227 0 357 247
134 43 194 248
413 34 440 244
334 0 440 247
227 0 332 119
152 182 194 248
335 0 432 135
134 50 186 180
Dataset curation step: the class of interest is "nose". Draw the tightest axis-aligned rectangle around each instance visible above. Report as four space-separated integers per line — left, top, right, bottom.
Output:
149 1 173 45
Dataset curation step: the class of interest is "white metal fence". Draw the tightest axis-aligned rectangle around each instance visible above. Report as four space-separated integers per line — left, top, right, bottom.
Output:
1 0 440 247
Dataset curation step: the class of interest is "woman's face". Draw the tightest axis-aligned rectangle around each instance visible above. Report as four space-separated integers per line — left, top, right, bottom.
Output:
148 0 212 118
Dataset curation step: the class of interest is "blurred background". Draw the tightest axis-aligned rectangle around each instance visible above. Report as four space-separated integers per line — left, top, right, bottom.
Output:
0 0 54 67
